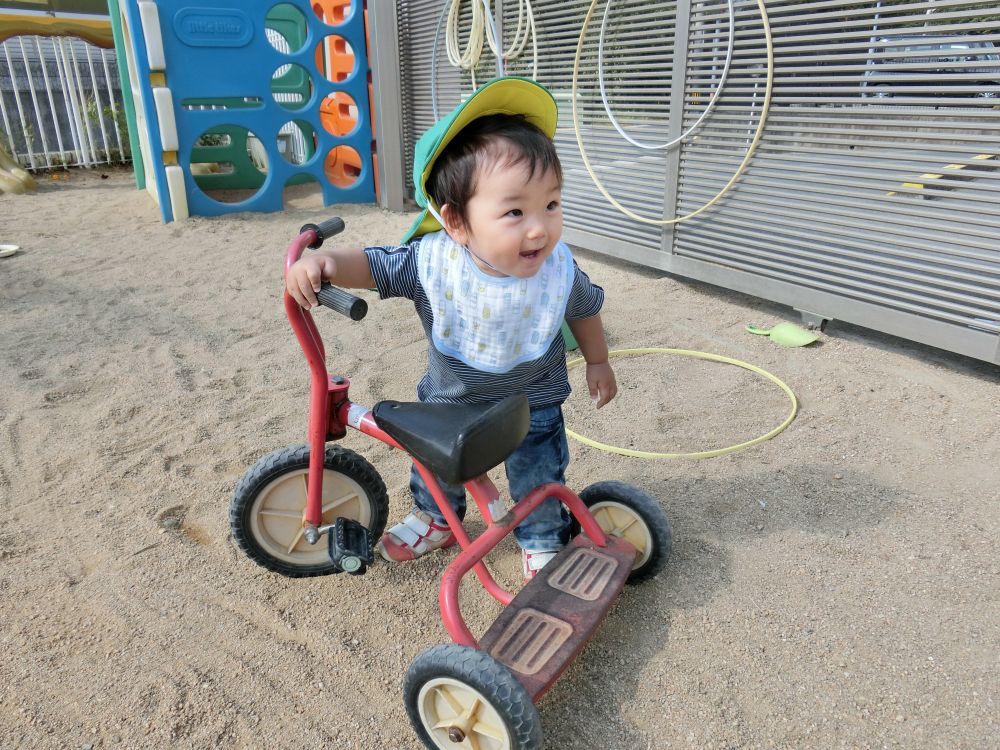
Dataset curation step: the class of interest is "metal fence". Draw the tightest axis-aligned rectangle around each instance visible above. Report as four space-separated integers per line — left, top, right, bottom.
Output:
0 35 127 169
392 0 1000 364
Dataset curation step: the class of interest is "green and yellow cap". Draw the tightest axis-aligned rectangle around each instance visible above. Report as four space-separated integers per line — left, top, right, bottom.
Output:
402 76 558 242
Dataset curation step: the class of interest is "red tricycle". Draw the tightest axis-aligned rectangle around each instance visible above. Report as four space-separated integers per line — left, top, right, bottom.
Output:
229 217 673 750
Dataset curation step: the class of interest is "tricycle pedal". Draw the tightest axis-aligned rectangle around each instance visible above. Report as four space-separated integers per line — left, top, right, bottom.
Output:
328 517 374 575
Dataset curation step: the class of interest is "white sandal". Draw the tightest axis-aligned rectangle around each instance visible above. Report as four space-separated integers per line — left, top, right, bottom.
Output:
522 548 559 580
376 510 456 562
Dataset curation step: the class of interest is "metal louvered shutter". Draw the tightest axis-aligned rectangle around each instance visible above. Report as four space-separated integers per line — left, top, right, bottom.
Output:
396 0 502 195
392 1 1000 364
672 0 1000 363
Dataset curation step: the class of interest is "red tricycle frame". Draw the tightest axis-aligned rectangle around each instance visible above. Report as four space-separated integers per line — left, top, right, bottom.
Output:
285 229 613 650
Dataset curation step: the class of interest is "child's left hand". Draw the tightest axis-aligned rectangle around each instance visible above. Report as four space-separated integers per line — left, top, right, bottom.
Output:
586 361 618 409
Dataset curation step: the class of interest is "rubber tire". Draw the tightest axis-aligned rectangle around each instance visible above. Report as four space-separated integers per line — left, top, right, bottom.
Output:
229 444 388 577
404 644 542 750
575 481 672 583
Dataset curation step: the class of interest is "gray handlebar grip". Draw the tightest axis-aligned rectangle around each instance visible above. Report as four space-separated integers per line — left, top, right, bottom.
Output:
301 217 346 249
316 283 367 321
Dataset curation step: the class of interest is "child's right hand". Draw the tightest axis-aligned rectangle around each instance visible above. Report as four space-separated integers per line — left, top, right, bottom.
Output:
286 253 337 309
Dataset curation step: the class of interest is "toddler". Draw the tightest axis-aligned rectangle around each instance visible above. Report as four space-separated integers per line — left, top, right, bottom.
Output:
286 77 617 578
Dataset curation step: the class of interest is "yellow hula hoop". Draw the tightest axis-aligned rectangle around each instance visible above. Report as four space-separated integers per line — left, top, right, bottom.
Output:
566 348 798 459
572 0 774 225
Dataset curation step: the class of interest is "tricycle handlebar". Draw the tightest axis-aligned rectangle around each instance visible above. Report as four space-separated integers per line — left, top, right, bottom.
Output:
285 216 367 320
317 283 368 320
299 217 346 249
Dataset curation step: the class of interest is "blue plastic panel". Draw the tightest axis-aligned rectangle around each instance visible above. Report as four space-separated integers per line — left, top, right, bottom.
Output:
127 0 375 219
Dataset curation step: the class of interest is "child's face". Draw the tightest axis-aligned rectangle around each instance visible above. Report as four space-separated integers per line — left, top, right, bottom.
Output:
447 160 563 278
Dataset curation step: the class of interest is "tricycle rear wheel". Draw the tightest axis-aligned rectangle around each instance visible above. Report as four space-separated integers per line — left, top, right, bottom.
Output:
576 481 672 583
229 444 388 577
404 644 542 750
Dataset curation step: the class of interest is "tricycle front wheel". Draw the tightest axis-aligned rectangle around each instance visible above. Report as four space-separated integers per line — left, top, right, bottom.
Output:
229 444 388 577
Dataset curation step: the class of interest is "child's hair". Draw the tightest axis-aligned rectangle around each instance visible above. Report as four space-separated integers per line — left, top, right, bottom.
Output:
427 113 562 229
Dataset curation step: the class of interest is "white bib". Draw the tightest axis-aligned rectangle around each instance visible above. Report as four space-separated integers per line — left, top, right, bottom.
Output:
417 231 574 374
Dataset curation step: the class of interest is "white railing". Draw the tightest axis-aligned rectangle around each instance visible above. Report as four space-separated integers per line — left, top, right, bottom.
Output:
0 35 129 170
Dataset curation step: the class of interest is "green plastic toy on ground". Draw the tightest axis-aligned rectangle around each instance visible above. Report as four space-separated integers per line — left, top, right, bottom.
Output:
746 322 820 347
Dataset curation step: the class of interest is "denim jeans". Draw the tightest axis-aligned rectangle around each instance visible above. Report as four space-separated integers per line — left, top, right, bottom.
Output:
410 404 571 551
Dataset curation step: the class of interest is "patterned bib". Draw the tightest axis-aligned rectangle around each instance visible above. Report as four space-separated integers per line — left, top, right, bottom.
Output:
417 230 574 374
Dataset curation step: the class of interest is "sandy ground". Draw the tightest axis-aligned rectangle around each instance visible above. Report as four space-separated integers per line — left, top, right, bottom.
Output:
2 170 998 749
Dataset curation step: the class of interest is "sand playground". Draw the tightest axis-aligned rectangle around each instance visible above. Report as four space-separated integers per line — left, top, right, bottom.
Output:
2 170 998 748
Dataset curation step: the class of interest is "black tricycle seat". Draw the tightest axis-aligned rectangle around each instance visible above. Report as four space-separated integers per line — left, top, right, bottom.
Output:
372 394 529 485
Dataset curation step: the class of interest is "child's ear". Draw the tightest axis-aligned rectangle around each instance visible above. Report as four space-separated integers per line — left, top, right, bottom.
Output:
440 204 469 246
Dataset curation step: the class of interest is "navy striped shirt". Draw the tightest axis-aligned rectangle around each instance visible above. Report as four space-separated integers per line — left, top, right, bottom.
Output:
364 239 604 408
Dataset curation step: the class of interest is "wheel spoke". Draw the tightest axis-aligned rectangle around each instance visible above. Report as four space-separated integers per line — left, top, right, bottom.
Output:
616 516 640 535
595 506 614 533
461 696 480 723
472 718 506 742
321 491 358 515
596 505 640 537
437 685 466 717
610 506 631 532
285 526 306 555
257 508 302 520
